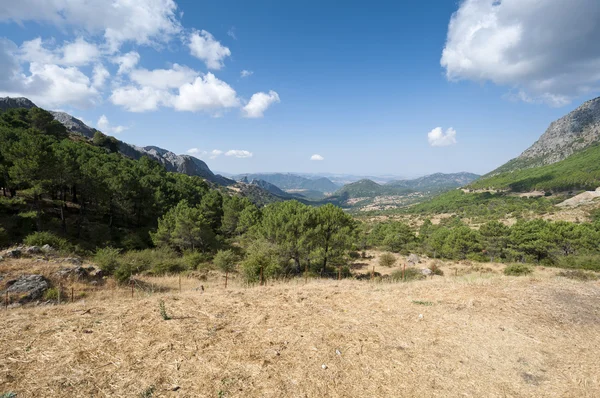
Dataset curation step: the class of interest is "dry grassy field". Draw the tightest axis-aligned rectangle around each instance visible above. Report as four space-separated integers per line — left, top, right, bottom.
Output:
1 261 600 397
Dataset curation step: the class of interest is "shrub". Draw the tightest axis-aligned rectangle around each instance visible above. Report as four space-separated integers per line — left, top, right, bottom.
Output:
213 249 237 274
557 270 599 281
23 231 70 252
379 252 397 268
429 262 444 276
391 267 425 282
503 264 533 276
348 251 361 260
557 255 600 271
183 251 213 270
94 247 122 274
43 287 61 301
158 300 170 320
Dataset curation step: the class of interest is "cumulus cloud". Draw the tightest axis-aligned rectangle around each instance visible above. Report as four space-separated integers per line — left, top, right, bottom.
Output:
0 0 182 52
113 51 140 75
186 148 224 159
241 70 253 78
225 150 253 158
427 127 457 147
441 0 600 106
172 73 240 111
92 64 110 88
242 90 280 118
310 154 324 161
129 64 198 89
110 85 171 112
62 37 101 65
19 37 101 66
97 114 127 134
188 30 231 70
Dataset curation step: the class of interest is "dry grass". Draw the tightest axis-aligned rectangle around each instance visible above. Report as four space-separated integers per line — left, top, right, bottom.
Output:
1 264 600 397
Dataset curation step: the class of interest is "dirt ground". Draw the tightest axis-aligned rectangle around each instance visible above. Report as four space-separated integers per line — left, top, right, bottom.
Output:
1 259 600 398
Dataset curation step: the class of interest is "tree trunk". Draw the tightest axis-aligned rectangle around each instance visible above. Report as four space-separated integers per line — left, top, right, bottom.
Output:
34 194 42 231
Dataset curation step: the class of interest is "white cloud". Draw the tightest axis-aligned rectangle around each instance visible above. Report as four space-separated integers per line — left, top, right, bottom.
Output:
242 90 280 118
427 127 457 147
310 154 324 161
186 148 223 158
113 51 140 75
0 0 182 52
188 30 231 70
227 27 237 40
19 37 100 66
209 149 223 159
61 37 101 65
172 73 240 112
110 85 171 112
129 64 198 89
225 150 253 158
92 64 110 88
441 0 600 106
240 70 253 78
97 114 127 134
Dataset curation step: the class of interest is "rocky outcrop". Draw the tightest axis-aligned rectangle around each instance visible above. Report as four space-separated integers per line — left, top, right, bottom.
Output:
49 112 99 139
5 275 49 302
0 97 36 111
519 97 600 164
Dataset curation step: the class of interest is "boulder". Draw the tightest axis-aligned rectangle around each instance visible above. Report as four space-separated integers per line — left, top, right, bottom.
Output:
41 244 54 253
421 268 432 276
4 249 21 258
56 266 89 280
407 254 420 265
63 257 82 266
24 246 42 255
0 255 4 262
5 275 50 302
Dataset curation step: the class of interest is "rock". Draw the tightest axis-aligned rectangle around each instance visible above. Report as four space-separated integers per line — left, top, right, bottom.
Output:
5 274 50 302
64 257 82 266
24 246 42 255
4 249 21 258
407 253 420 265
421 268 432 276
41 244 54 253
321 364 328 370
56 266 89 280
0 255 4 262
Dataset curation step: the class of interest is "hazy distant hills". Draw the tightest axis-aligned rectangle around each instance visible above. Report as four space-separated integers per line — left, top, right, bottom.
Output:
332 172 480 200
387 172 480 192
232 173 340 193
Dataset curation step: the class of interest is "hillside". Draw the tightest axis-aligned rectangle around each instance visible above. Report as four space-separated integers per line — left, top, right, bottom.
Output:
470 143 600 193
489 96 600 175
387 172 480 192
334 179 412 199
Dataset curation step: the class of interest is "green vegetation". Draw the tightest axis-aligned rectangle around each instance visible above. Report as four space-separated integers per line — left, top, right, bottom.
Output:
503 264 533 276
378 252 396 267
471 143 600 193
557 270 599 281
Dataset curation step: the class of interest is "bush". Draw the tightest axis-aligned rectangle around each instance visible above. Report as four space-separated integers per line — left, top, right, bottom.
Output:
429 262 444 276
503 264 533 276
556 255 600 271
213 249 237 274
23 231 70 252
557 270 599 281
391 267 425 282
94 247 122 274
379 252 397 268
183 251 213 270
43 287 61 301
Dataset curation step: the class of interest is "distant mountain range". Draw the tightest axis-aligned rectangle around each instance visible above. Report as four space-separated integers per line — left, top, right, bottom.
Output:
332 172 480 200
232 173 340 193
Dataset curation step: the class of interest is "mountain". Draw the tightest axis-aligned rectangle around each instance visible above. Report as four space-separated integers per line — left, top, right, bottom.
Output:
232 173 339 193
0 97 36 111
489 96 600 175
470 97 600 193
334 179 413 199
386 172 480 192
248 179 294 198
0 97 234 187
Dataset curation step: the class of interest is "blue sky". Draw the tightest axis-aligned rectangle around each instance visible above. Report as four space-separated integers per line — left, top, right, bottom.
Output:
1 0 599 177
